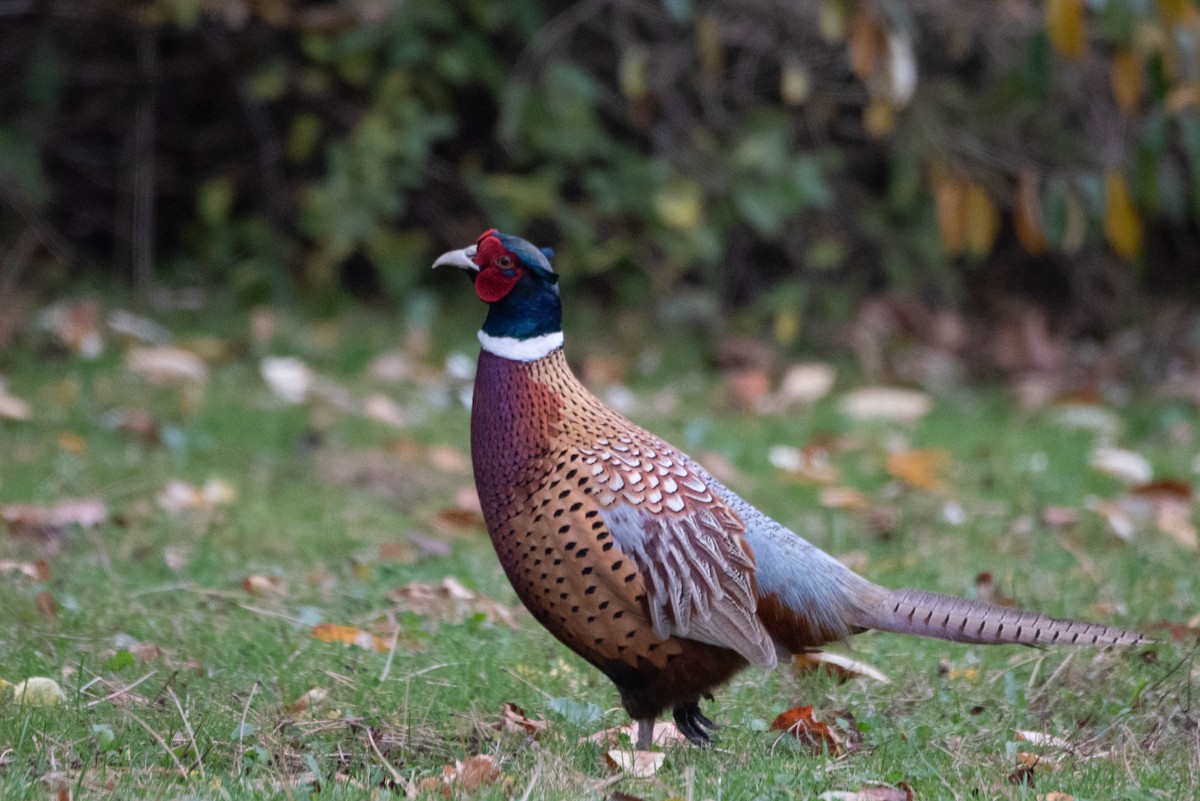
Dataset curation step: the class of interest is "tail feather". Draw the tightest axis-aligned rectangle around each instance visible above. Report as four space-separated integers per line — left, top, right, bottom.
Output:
858 588 1146 647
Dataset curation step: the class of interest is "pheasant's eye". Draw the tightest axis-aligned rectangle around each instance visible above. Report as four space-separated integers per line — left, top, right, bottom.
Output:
495 255 513 269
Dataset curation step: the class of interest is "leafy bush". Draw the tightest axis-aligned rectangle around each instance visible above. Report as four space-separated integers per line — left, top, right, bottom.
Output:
1 0 1198 337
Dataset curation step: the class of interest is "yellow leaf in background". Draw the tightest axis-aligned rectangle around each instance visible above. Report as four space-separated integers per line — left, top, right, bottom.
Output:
311 623 390 652
862 98 896 139
1046 0 1086 58
964 183 1000 257
1156 0 1193 26
886 449 951 492
56 432 87 455
696 15 723 82
934 176 966 256
1111 50 1142 110
1062 188 1088 256
654 180 704 230
618 46 648 101
1103 170 1142 259
848 7 886 82
1015 169 1048 255
819 0 848 43
781 61 811 106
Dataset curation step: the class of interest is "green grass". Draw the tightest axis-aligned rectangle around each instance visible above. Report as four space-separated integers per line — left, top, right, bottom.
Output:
1 301 1197 799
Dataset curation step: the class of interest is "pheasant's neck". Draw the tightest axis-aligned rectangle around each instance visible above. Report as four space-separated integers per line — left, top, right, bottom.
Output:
478 329 564 361
478 276 562 361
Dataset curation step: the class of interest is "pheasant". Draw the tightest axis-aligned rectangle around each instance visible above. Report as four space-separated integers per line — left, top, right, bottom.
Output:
434 229 1145 750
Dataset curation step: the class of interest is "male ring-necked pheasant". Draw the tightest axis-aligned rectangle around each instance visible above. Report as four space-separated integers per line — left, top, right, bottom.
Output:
434 229 1145 750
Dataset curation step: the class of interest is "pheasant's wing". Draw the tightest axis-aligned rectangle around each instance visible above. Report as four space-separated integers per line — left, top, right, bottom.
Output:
582 439 778 667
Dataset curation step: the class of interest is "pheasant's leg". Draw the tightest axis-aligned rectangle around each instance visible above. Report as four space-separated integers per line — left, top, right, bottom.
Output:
635 719 655 750
673 702 718 746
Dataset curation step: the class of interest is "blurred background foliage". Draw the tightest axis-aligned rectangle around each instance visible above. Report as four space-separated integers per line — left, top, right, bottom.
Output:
2 0 1200 358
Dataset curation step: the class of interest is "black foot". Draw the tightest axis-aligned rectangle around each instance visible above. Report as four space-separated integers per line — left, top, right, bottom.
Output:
673 701 719 746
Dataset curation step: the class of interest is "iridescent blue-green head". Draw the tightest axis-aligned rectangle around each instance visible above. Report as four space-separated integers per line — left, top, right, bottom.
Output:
433 229 562 348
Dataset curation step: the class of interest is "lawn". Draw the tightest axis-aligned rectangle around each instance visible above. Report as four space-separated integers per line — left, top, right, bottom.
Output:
1 298 1196 800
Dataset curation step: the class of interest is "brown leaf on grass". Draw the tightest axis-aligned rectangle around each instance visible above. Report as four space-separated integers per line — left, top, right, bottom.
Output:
820 487 869 510
3 497 107 551
1038 794 1075 801
1144 620 1200 642
36 590 58 623
490 702 549 738
974 572 1016 607
388 577 517 628
242 575 287 597
1089 446 1152 485
0 381 32 421
311 623 390 652
429 445 471 473
584 720 689 748
157 478 236 515
839 387 932 423
793 652 890 684
1041 506 1080 530
39 299 104 358
438 754 504 796
819 785 912 801
125 346 208 386
604 749 665 778
727 368 772 411
770 706 843 753
776 362 837 407
286 687 329 716
886 449 951 492
0 559 50 581
769 444 839 484
107 408 161 444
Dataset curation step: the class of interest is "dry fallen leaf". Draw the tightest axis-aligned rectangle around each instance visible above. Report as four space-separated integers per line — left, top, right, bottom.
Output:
389 577 516 628
286 687 329 715
1089 447 1153 485
819 785 912 801
769 445 840 484
311 623 390 652
775 362 837 407
604 749 665 778
838 387 932 423
886 449 951 492
363 393 408 428
793 652 890 684
0 559 50 581
242 575 287 597
490 702 549 738
125 346 208 386
770 706 843 753
0 380 32 421
38 299 103 357
584 720 689 748
260 356 313 404
157 477 236 515
3 497 107 550
820 486 869 510
439 754 503 795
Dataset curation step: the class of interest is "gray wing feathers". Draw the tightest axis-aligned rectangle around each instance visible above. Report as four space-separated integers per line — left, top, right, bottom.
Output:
601 504 778 667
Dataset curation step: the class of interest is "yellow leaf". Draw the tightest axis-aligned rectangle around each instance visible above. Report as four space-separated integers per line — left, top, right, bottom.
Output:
818 0 848 43
696 15 723 82
886 449 951 492
862 98 896 139
654 180 704 230
781 61 811 106
1062 188 1087 256
1015 169 1048 255
964 183 1000 257
848 6 886 82
934 176 966 256
1111 50 1142 110
1046 0 1087 58
1156 0 1192 26
311 623 390 652
56 431 87 455
1103 170 1142 259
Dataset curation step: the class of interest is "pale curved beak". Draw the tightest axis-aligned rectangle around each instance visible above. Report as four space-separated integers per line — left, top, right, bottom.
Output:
432 245 479 271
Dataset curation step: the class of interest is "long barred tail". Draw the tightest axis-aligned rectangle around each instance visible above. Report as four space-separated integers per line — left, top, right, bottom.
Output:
858 588 1146 647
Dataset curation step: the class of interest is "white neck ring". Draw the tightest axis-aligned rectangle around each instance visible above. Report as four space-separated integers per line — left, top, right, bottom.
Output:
478 330 564 361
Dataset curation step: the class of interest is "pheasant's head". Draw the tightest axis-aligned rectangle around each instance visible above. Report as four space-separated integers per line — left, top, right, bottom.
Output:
434 229 563 360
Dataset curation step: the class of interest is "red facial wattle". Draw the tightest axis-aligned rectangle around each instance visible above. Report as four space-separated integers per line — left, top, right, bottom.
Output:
471 230 523 303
